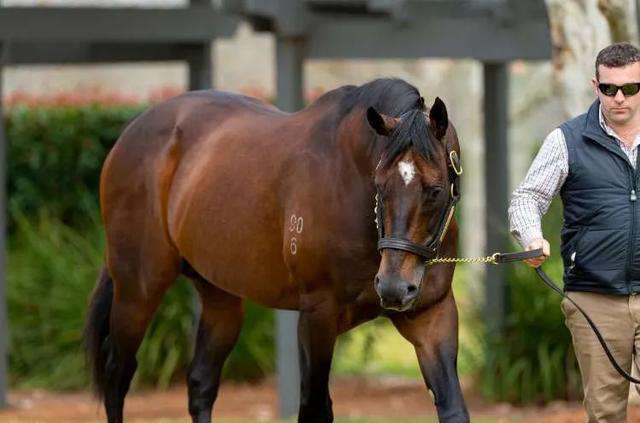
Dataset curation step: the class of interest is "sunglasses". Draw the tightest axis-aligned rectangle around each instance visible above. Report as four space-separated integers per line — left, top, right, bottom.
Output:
598 82 640 97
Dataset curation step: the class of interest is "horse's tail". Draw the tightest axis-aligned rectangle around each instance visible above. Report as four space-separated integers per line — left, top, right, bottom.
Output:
83 265 114 399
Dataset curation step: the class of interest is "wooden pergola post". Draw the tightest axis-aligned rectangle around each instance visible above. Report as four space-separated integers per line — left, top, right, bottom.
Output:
188 0 213 91
482 61 510 336
275 34 305 419
187 43 213 91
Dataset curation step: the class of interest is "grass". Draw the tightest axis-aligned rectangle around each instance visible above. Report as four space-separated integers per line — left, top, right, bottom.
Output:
334 318 421 378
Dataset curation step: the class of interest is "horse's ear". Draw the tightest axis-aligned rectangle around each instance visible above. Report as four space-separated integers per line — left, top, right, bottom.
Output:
429 97 448 140
367 107 399 136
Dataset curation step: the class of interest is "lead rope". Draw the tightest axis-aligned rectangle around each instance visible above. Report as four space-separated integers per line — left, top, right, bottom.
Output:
425 249 640 384
534 266 640 384
426 253 500 266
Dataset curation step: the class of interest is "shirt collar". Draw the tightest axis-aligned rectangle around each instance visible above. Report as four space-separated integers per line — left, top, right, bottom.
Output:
598 104 640 148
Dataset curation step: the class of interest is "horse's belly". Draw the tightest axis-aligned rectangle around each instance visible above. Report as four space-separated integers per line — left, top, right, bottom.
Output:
175 209 299 308
201 255 299 309
169 177 298 308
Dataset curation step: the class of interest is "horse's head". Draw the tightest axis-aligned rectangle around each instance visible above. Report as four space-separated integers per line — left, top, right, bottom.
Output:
367 97 461 312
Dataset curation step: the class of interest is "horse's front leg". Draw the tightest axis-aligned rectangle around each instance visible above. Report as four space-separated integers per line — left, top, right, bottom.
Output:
297 290 339 423
391 291 469 423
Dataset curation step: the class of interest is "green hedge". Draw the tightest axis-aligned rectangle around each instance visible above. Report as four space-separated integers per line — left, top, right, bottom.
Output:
5 104 274 390
6 104 144 228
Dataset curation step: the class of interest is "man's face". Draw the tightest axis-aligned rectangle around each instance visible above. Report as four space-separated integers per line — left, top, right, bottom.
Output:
593 62 640 126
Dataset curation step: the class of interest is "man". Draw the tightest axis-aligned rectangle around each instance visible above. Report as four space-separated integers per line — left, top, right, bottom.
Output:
509 42 640 422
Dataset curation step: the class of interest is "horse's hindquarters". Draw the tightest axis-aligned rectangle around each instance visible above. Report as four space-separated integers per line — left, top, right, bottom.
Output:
165 114 300 309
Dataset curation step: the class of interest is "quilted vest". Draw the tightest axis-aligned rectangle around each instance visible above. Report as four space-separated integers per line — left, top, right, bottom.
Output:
560 100 640 294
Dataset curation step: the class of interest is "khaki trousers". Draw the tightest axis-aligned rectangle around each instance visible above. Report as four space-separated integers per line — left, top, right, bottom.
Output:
561 291 640 423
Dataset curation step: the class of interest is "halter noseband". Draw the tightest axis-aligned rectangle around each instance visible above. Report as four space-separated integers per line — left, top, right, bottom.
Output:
375 149 462 262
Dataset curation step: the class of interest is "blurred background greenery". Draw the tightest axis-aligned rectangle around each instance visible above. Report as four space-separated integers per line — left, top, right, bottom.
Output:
4 101 579 404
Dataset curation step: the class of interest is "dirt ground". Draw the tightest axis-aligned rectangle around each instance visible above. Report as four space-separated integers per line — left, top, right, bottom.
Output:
1 376 638 422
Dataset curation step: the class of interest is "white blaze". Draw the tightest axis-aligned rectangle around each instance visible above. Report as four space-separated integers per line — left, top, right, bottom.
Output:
398 160 416 186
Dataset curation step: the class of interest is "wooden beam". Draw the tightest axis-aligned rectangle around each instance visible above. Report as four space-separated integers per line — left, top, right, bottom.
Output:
0 7 238 42
3 42 206 65
222 0 550 60
305 0 534 17
308 14 551 60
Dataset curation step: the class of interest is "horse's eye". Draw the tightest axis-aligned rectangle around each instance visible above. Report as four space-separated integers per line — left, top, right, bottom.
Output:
426 186 443 201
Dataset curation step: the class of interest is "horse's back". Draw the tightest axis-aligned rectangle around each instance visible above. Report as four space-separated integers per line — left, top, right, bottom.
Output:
108 90 281 158
101 90 284 218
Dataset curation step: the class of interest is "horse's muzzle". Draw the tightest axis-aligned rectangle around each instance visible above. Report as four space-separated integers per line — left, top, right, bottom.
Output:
374 274 419 311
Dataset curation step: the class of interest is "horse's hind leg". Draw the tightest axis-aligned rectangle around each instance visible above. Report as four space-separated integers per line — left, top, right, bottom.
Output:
101 245 180 423
298 292 339 423
186 270 243 423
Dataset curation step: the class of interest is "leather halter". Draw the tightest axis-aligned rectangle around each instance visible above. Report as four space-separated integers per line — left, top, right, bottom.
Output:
375 149 462 261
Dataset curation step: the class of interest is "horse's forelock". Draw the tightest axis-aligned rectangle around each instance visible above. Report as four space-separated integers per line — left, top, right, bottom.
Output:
379 110 435 169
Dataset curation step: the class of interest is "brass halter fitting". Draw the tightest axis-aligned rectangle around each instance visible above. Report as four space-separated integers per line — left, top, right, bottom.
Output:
449 150 463 176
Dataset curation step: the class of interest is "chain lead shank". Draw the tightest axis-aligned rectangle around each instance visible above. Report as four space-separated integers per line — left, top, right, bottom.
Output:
426 252 500 266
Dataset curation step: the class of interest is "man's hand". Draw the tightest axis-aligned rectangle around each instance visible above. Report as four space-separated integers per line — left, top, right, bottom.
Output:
524 238 550 268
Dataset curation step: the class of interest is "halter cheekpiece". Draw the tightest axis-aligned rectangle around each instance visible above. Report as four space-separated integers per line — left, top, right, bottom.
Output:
375 149 462 262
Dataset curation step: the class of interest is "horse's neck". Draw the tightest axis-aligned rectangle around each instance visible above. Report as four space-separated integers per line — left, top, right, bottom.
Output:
292 105 381 193
333 109 382 178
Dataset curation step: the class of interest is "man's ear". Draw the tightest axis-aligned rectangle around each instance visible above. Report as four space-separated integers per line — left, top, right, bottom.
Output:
367 107 400 136
429 97 448 140
591 77 600 97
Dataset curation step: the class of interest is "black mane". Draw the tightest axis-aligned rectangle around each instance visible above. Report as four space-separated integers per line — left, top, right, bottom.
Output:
381 109 434 168
337 78 435 167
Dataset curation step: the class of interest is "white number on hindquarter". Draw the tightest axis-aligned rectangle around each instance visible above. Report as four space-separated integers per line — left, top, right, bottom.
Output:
289 214 304 255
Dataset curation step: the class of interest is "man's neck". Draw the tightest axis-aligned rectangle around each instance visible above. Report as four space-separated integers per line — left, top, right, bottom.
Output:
610 124 639 146
604 114 640 147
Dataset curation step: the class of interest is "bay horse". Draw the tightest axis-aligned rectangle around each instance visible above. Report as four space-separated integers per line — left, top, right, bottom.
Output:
84 78 469 423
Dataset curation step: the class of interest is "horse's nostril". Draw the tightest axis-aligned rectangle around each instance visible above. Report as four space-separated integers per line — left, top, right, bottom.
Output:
374 276 381 291
406 284 418 295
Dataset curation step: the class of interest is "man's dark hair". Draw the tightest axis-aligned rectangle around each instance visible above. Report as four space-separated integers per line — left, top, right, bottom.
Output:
596 42 640 79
